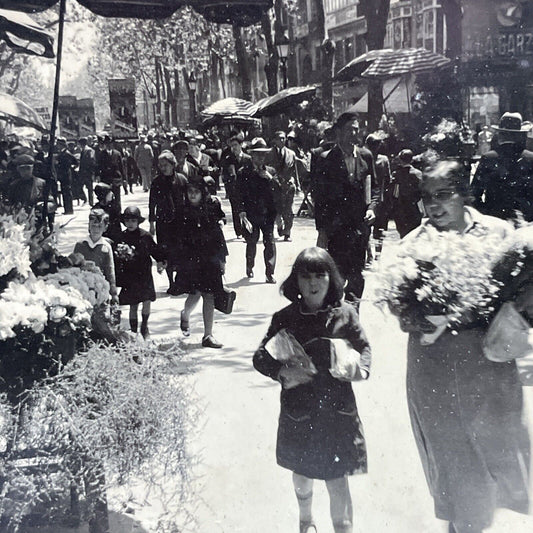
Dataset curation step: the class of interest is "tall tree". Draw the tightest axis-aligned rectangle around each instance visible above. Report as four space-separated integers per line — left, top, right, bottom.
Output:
358 0 391 130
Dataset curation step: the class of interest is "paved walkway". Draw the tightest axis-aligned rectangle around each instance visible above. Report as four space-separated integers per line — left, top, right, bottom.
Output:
52 186 533 533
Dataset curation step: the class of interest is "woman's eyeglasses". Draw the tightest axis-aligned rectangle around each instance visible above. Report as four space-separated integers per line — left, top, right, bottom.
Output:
421 190 457 203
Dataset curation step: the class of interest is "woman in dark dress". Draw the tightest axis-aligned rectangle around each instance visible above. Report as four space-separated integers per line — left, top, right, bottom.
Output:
397 161 530 533
175 179 227 349
115 206 166 339
254 247 371 533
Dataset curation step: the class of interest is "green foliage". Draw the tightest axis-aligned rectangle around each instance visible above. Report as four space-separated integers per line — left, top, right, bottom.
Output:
0 338 196 531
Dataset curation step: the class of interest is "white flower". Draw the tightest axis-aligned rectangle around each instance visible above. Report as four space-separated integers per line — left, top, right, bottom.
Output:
49 305 67 322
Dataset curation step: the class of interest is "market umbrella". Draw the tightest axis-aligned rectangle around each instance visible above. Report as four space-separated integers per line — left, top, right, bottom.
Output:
0 92 47 132
252 85 318 117
335 49 394 82
201 97 256 118
360 47 451 79
0 8 54 57
201 114 260 128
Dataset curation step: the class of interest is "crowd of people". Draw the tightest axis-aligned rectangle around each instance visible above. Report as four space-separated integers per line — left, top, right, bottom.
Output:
1 108 533 533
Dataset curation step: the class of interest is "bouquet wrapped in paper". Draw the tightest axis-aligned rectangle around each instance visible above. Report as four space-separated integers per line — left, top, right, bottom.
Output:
264 329 316 372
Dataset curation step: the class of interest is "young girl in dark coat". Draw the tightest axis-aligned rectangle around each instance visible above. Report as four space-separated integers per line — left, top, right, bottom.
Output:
176 178 228 349
115 206 166 339
253 247 371 533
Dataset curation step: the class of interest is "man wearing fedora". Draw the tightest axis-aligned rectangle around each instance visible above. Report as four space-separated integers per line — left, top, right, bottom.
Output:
472 112 533 222
235 137 281 284
97 134 125 211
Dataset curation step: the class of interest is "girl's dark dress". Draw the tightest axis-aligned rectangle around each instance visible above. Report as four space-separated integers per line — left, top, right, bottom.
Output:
173 197 227 295
254 301 371 480
115 227 166 305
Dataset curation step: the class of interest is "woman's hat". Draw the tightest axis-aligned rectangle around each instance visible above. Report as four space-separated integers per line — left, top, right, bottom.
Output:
121 206 145 224
493 112 531 133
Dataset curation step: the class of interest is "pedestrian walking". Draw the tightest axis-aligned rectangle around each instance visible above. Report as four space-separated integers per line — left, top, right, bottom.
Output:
235 137 281 284
471 112 533 222
390 149 423 238
175 179 227 349
313 112 378 305
253 247 371 533
134 135 154 192
396 160 530 533
115 206 167 340
56 137 77 215
267 130 298 241
149 151 188 292
78 137 96 206
97 134 125 211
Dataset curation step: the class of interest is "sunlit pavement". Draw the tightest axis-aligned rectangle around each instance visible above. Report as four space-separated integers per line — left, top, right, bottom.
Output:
55 185 533 533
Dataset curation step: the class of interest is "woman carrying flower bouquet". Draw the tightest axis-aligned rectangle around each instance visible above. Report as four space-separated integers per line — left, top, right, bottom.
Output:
253 247 371 533
391 161 530 533
115 206 166 340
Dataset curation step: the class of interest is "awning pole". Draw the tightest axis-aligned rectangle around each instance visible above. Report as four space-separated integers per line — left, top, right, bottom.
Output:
43 0 66 226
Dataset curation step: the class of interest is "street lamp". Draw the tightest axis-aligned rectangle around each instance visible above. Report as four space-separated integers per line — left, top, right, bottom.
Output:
187 71 197 126
276 33 290 90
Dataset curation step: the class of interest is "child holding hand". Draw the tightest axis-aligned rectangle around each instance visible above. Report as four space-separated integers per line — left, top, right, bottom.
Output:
253 247 371 533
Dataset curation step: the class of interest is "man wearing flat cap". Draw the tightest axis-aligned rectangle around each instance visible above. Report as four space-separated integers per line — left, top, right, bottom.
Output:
472 112 533 221
313 112 378 306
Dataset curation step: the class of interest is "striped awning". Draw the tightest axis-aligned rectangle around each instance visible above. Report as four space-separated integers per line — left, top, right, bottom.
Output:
201 97 255 117
361 48 451 79
335 49 394 82
252 85 317 117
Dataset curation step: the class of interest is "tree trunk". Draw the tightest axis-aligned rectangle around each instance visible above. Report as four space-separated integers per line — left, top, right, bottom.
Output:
163 66 173 127
172 68 179 127
154 57 162 121
232 23 252 101
321 39 335 120
440 0 462 61
358 0 391 130
261 11 278 95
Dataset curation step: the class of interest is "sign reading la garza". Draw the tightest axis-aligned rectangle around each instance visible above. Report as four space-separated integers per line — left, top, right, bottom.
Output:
463 0 533 59
108 78 137 140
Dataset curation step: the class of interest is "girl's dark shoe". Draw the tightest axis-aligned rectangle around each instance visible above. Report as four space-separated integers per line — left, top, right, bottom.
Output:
180 312 190 337
202 335 223 349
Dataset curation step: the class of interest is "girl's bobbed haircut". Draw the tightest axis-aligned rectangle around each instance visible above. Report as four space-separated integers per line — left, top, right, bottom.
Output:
281 247 345 305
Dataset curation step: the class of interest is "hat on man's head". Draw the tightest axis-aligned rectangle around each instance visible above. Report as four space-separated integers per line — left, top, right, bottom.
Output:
57 136 67 144
14 154 35 166
172 140 189 151
333 111 359 131
94 182 112 201
398 149 414 167
121 206 145 224
493 112 531 133
247 137 270 153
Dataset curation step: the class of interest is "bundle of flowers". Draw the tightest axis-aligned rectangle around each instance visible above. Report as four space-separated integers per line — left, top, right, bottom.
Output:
421 118 475 157
371 226 505 331
0 273 93 342
0 213 32 281
115 242 136 261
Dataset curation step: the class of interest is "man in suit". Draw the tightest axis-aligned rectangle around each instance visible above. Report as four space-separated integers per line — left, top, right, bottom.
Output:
267 130 299 241
78 137 96 206
313 112 378 306
56 137 77 215
235 137 281 284
471 112 533 222
97 134 125 211
220 133 252 238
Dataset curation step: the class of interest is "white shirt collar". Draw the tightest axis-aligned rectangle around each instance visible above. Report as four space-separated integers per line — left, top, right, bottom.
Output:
83 236 106 249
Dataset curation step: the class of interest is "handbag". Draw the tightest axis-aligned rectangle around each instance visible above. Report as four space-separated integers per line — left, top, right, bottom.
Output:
214 286 236 314
483 302 533 362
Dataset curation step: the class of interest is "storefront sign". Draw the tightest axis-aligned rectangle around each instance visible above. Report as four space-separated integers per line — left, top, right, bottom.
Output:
463 0 533 59
108 78 138 139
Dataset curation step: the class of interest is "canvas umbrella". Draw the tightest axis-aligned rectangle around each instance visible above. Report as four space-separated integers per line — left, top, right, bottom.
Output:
0 92 47 132
0 8 54 57
360 47 451 79
252 85 318 117
201 97 256 118
335 49 394 82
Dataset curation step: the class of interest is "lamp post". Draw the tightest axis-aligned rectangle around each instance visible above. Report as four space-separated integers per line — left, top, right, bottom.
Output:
276 33 290 90
187 71 197 127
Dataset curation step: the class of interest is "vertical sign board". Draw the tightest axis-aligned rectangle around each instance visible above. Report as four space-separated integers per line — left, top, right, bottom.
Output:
58 95 79 140
77 98 96 137
108 78 138 139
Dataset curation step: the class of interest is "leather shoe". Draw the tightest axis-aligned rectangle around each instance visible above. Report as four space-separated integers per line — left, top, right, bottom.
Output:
247 270 254 278
266 275 276 284
202 335 223 349
180 311 190 337
283 235 292 242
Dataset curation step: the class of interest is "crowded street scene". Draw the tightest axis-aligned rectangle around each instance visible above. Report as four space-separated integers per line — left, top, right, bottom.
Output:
1 1 533 533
